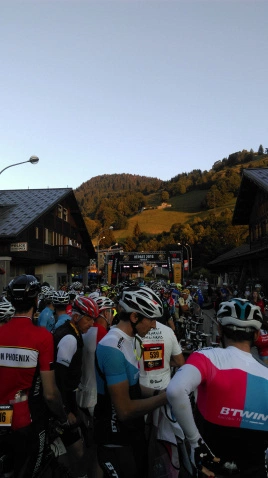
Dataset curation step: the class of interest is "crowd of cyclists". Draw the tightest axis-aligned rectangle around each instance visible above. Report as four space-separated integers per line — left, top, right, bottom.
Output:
0 274 268 477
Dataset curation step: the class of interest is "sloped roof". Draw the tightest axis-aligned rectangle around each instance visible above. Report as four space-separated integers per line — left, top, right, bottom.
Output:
209 244 250 266
233 168 268 225
0 188 75 236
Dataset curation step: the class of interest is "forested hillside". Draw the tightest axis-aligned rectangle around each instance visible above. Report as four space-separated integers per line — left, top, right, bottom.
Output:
75 147 268 268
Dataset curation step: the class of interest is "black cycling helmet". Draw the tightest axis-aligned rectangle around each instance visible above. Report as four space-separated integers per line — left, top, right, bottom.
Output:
7 274 40 308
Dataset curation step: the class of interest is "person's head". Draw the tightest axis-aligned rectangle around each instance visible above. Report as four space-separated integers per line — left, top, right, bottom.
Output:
71 281 83 292
163 288 171 300
118 286 163 337
100 285 110 297
255 283 262 292
72 296 99 334
7 274 40 314
52 290 70 314
95 296 115 328
252 290 260 301
42 288 54 307
182 289 190 298
0 298 15 326
217 298 263 345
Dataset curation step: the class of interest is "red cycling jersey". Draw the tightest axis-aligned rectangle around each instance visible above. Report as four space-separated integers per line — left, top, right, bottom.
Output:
0 316 54 430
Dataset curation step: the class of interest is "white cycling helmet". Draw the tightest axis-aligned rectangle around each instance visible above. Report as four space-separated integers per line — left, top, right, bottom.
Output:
217 298 263 331
119 286 163 319
88 291 100 301
71 281 83 291
52 290 70 306
0 298 15 323
95 296 114 313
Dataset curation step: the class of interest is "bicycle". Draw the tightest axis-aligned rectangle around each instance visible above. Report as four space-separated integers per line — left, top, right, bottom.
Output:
0 418 75 478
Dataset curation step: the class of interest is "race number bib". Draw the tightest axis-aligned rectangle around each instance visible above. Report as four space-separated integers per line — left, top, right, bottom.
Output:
0 405 13 428
143 343 164 371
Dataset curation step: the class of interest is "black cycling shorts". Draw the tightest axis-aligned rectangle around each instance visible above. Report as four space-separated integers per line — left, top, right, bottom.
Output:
97 443 148 478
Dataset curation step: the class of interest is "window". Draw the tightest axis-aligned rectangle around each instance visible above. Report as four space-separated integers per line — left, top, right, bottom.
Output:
57 204 63 219
45 228 54 246
63 208 68 222
35 227 39 239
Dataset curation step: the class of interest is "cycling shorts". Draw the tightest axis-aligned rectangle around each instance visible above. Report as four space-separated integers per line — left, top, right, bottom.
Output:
97 443 147 478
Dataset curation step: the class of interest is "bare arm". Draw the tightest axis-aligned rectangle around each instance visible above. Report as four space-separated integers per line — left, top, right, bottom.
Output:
108 380 167 422
40 369 67 421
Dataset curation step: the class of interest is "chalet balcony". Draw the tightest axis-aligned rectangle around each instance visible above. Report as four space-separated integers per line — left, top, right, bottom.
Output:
55 245 89 266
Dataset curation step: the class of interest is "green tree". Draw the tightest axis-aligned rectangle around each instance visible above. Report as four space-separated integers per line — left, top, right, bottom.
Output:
258 144 264 155
161 190 169 202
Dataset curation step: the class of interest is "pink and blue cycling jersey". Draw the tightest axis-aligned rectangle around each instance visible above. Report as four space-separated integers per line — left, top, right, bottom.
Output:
187 346 268 431
167 345 268 447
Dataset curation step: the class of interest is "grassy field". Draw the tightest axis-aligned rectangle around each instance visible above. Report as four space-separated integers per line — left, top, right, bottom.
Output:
113 189 236 242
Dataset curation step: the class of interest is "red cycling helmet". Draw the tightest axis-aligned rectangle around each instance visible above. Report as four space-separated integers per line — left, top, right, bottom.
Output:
73 296 99 319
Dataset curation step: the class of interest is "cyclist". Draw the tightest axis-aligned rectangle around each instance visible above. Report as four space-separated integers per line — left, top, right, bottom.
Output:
94 286 168 478
54 296 98 478
0 274 68 478
52 290 71 329
160 288 176 331
37 284 51 313
100 285 110 297
37 287 55 332
77 296 115 416
66 289 77 317
77 296 115 478
167 298 268 477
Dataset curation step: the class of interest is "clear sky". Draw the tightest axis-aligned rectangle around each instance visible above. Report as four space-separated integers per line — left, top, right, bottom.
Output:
1 0 267 190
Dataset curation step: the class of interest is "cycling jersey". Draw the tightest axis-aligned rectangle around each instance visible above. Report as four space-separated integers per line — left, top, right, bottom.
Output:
139 321 182 390
54 320 83 395
54 313 71 330
37 306 55 332
94 327 144 446
255 329 268 361
76 322 107 412
54 320 84 448
167 346 268 475
0 316 54 430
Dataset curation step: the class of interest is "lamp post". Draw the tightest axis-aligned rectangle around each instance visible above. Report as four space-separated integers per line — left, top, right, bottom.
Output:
186 243 193 271
178 242 189 283
0 155 39 175
96 226 114 282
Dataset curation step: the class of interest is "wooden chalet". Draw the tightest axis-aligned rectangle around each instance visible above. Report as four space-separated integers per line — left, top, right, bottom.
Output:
0 188 95 291
209 168 268 293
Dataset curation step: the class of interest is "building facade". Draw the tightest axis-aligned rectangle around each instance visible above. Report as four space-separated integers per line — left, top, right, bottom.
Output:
0 188 95 291
209 168 268 293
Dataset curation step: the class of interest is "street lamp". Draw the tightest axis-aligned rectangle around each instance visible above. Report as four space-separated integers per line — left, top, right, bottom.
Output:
186 243 193 271
96 226 114 282
0 155 39 175
178 242 189 282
